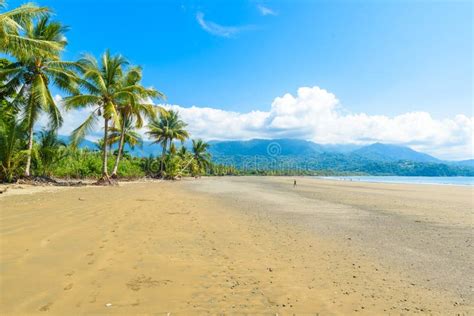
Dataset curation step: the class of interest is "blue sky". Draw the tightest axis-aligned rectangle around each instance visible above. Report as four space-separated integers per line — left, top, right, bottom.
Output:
9 0 471 116
8 0 473 159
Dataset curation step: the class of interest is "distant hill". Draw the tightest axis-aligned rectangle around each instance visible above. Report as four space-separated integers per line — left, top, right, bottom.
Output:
351 143 440 163
209 139 325 157
58 136 473 176
205 139 473 176
209 139 441 163
448 159 474 168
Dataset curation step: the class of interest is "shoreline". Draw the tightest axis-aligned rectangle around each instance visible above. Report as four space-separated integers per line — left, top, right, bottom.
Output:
1 177 472 314
315 176 474 187
1 174 472 199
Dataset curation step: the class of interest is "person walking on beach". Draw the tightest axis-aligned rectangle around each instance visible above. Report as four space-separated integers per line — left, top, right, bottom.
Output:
293 179 297 188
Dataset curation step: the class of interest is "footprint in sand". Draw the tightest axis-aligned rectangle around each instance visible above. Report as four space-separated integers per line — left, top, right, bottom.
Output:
65 271 74 277
39 302 53 311
64 283 73 291
126 275 172 291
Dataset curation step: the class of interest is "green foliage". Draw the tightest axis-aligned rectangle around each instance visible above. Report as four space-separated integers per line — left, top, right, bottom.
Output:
211 153 474 176
0 105 27 181
32 128 66 176
51 148 145 179
0 1 62 58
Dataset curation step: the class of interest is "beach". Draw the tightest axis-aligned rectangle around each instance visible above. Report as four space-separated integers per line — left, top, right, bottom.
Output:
0 177 472 314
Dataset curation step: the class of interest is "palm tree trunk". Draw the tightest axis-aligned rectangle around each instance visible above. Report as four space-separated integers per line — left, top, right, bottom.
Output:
24 123 34 177
111 119 126 177
160 139 167 176
102 117 110 178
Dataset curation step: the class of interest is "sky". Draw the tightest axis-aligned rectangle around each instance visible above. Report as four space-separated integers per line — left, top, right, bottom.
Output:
8 0 473 160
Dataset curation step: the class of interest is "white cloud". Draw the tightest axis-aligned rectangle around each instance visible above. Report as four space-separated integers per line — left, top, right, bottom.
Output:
37 95 100 141
40 88 473 160
160 87 473 160
196 12 252 37
257 4 277 16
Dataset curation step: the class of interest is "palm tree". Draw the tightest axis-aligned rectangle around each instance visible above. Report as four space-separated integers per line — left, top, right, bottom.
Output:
177 145 188 160
35 128 66 177
147 109 189 176
192 139 211 175
64 50 134 183
109 118 143 150
0 1 61 57
0 17 78 177
110 66 163 178
108 117 142 161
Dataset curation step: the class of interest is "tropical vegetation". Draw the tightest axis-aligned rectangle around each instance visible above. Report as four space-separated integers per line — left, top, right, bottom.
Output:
0 1 221 184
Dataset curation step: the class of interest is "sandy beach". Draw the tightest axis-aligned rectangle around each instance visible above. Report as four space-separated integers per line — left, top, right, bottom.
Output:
0 177 472 314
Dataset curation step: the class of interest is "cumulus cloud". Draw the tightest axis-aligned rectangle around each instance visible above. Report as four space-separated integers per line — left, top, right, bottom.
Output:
40 88 473 160
160 87 473 160
257 4 277 16
196 12 253 37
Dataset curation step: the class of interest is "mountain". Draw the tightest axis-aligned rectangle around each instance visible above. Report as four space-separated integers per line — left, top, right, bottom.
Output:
448 159 474 168
206 139 473 176
208 139 441 163
351 143 440 163
209 139 325 157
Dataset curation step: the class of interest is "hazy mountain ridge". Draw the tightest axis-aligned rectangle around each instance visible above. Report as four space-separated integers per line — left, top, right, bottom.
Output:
69 136 473 176
206 139 473 176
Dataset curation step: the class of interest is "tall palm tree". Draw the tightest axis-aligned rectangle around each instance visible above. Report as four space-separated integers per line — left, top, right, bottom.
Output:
0 17 78 177
192 139 211 175
147 109 189 176
0 1 61 57
110 66 163 178
64 50 134 183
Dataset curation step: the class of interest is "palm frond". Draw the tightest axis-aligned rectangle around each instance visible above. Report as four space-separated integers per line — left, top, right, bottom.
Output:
70 111 99 147
63 94 100 110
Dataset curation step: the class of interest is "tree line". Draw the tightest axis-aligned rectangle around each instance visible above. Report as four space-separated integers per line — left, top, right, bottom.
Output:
0 1 237 183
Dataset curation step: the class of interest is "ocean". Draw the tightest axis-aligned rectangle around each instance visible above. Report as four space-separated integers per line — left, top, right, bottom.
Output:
319 176 474 186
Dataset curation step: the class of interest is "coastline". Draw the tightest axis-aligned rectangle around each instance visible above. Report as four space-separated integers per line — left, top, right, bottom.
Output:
1 177 472 314
317 175 474 187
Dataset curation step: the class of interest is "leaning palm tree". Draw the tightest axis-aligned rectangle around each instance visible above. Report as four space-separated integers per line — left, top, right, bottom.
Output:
0 1 61 58
64 50 133 183
110 66 163 178
0 17 78 177
192 139 211 175
108 117 143 163
147 109 189 176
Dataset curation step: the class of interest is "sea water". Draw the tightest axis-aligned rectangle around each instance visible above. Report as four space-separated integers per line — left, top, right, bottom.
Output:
319 176 474 186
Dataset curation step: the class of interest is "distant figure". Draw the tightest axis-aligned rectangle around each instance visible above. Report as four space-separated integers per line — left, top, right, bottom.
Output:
293 179 297 188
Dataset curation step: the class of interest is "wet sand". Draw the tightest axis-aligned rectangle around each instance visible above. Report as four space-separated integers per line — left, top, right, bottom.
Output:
0 177 472 314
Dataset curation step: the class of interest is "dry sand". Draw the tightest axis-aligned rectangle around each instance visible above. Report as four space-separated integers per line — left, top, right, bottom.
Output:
0 177 472 314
